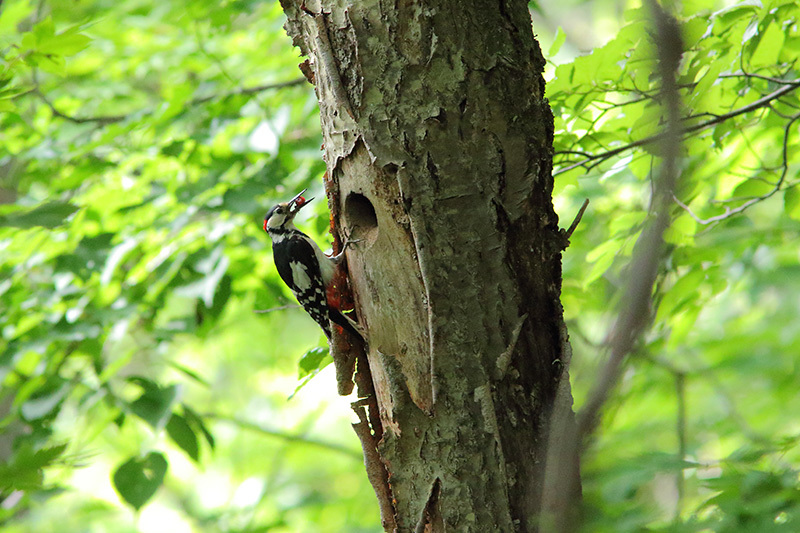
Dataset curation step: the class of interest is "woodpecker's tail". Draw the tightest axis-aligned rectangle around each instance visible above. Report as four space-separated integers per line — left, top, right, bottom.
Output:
329 308 363 341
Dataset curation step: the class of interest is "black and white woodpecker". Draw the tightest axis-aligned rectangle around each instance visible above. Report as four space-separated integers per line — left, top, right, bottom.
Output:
262 190 362 341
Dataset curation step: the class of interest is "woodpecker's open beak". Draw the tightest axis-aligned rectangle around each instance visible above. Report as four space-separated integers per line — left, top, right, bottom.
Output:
288 189 313 214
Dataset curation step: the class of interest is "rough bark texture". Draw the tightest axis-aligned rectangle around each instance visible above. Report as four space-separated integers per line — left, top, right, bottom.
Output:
279 0 578 530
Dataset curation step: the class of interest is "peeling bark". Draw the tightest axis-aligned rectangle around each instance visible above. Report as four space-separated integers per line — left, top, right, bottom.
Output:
279 0 579 530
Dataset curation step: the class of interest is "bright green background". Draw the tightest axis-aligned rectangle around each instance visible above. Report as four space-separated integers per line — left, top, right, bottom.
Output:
1 0 799 531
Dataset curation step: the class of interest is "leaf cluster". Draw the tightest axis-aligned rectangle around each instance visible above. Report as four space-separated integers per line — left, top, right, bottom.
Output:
548 0 800 530
0 0 373 530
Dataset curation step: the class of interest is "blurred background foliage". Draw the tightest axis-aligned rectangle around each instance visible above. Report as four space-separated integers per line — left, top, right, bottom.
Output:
0 0 798 531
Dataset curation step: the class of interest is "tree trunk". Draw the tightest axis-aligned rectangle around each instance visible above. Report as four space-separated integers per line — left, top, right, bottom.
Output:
279 0 579 530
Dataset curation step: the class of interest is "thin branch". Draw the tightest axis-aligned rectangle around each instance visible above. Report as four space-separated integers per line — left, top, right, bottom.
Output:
565 199 590 239
545 5 687 531
35 89 126 125
203 412 362 459
673 111 800 225
554 80 800 176
254 304 301 314
675 372 687 522
190 78 306 105
35 78 306 125
719 71 800 85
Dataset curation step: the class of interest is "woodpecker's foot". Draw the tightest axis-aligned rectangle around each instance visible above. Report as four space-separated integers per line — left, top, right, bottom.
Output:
341 226 363 250
330 230 362 264
342 236 362 250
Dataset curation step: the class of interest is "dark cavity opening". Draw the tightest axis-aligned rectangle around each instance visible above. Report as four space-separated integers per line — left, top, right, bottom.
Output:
344 192 378 246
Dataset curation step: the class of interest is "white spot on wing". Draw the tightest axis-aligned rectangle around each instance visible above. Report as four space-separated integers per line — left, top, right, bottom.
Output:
289 261 312 291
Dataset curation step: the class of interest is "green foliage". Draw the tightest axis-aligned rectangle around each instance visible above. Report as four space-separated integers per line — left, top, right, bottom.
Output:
0 0 798 530
549 0 800 530
0 0 374 531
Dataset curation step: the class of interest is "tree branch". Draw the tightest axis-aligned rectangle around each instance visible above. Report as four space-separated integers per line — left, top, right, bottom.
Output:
544 4 686 530
673 111 800 225
554 79 800 176
36 78 307 125
576 0 684 444
204 412 362 459
564 199 590 240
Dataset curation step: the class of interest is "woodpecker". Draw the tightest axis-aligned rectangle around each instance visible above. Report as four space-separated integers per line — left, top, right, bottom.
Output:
263 190 362 341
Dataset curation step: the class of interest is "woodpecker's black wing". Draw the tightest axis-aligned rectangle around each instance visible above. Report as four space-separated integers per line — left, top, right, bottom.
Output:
272 235 332 338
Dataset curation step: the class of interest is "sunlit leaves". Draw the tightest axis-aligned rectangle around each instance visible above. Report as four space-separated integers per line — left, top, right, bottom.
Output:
0 444 68 492
290 346 332 398
549 1 800 530
0 201 79 228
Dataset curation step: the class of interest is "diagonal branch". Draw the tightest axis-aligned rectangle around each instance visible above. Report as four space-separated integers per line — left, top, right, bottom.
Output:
554 80 800 176
673 111 800 225
35 77 307 125
543 4 686 531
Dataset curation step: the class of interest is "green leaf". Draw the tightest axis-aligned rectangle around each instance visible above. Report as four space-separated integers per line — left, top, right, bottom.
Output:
749 20 784 67
112 452 168 510
128 378 180 429
663 213 697 245
548 27 566 57
183 406 215 451
166 414 200 462
784 187 800 220
0 201 79 228
50 27 91 56
298 346 330 378
0 444 67 491
289 346 332 399
20 379 68 421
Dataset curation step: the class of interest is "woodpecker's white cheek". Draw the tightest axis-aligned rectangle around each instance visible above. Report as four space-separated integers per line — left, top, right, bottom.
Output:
289 261 312 291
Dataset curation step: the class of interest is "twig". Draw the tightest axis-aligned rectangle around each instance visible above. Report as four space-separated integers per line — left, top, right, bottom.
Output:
35 78 306 125
564 199 590 239
35 90 126 125
719 71 800 85
554 80 800 176
204 412 362 459
672 111 800 225
254 304 300 314
190 78 306 105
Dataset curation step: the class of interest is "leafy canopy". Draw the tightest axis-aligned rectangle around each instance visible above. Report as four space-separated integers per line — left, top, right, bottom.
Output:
0 0 799 531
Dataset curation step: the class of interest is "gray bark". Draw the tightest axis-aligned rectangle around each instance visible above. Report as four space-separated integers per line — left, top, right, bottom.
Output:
279 0 579 530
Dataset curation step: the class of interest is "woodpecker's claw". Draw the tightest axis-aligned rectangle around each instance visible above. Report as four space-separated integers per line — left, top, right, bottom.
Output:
329 230 362 264
342 226 363 249
341 236 362 250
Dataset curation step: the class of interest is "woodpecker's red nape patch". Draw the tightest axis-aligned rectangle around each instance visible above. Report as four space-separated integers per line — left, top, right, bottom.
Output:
263 219 268 232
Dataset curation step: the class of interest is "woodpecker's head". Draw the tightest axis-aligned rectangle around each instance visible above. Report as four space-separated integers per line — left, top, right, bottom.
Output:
263 189 313 232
